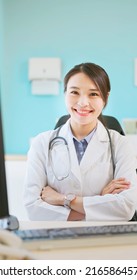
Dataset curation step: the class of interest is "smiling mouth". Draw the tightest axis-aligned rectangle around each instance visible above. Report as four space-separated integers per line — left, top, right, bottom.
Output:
74 108 93 116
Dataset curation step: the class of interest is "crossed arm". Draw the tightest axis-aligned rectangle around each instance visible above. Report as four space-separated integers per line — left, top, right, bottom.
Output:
40 178 131 221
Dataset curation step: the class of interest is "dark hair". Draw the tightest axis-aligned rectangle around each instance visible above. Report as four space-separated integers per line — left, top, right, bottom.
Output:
64 62 111 107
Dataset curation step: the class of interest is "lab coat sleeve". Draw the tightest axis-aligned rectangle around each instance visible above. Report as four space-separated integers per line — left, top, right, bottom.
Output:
83 135 137 221
23 132 70 221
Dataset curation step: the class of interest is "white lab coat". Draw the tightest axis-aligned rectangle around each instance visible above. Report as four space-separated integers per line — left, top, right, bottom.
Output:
24 119 137 221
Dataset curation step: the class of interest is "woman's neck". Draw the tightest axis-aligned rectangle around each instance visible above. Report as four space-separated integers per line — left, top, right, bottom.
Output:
70 120 97 140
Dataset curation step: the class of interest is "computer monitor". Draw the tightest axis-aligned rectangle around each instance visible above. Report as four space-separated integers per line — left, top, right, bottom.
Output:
0 101 19 230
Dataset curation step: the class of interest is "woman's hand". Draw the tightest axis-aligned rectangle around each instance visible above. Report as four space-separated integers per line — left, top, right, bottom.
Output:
41 186 65 206
101 177 131 196
67 209 85 221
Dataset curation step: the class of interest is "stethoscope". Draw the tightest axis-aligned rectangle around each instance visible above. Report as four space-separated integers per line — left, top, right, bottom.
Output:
49 125 115 181
49 126 71 181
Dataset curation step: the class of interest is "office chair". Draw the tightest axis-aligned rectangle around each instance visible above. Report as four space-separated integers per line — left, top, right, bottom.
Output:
55 114 125 135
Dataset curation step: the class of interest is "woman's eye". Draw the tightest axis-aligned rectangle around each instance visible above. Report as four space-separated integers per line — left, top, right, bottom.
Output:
70 91 79 95
90 92 98 96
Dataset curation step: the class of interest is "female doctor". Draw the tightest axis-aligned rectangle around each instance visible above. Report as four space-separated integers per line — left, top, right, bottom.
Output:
24 62 137 221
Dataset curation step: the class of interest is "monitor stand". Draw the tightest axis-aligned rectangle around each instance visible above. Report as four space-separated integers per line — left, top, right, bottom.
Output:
0 215 19 230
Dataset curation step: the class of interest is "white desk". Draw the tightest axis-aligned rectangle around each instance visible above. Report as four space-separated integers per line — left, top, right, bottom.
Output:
19 221 137 260
5 157 29 221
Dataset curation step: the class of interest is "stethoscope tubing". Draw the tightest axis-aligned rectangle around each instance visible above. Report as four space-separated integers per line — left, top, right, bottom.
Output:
49 136 68 150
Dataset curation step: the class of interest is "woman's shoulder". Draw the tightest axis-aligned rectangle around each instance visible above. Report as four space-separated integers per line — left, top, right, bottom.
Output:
108 128 136 156
97 120 125 143
108 128 129 146
30 129 56 150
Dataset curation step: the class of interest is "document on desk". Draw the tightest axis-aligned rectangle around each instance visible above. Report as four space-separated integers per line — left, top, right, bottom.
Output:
15 223 137 252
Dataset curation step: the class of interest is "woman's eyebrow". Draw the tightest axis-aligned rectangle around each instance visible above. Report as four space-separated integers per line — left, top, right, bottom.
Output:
89 88 99 91
68 86 99 91
68 86 80 89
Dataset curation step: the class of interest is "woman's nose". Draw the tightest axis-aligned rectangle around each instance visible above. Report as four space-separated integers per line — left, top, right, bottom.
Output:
77 96 90 107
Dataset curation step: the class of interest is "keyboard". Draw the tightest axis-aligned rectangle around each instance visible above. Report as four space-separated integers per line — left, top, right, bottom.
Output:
14 223 137 252
15 223 137 240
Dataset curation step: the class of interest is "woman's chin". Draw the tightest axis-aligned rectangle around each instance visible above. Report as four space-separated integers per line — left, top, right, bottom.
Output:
72 118 96 127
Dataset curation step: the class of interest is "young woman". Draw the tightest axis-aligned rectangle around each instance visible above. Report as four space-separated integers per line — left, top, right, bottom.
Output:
24 62 137 221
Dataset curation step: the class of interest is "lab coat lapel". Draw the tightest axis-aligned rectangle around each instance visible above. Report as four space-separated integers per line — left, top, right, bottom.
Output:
80 121 109 173
67 135 82 182
59 120 82 183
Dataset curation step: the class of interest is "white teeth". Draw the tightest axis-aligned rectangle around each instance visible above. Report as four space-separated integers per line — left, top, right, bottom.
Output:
77 111 90 114
74 108 93 114
77 110 89 113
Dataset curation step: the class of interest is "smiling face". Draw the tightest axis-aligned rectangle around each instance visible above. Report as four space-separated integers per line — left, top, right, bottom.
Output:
65 72 105 136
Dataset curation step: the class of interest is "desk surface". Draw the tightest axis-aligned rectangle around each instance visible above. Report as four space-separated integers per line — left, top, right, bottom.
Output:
19 221 137 260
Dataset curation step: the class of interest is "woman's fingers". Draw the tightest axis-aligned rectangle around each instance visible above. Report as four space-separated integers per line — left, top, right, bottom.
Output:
40 187 45 196
109 180 130 193
111 188 128 194
101 178 131 195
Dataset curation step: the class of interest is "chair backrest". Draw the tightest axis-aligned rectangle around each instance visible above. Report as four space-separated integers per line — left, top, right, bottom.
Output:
55 114 125 135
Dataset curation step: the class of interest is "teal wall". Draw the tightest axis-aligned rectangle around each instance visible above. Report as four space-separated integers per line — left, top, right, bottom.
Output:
1 0 137 154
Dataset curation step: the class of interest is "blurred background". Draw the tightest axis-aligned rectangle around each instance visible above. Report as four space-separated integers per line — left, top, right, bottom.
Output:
0 0 137 155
